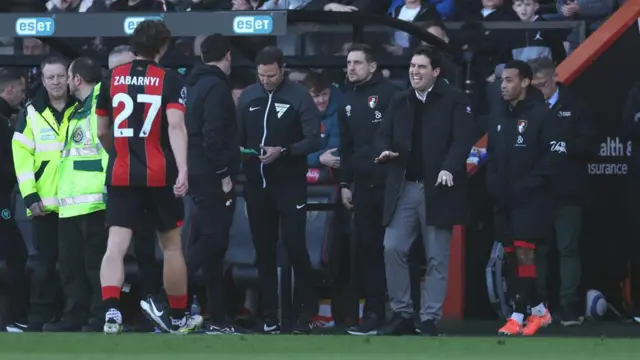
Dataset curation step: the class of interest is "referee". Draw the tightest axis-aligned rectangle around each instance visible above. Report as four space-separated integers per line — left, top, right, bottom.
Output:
237 46 321 334
185 34 239 334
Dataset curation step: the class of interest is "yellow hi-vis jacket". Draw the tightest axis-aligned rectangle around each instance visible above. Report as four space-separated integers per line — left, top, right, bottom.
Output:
57 84 108 218
12 96 76 215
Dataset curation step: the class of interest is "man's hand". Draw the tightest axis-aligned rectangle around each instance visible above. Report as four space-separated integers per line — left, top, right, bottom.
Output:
374 150 399 163
324 2 358 11
29 201 44 216
221 176 233 194
435 170 454 187
341 188 354 210
232 0 252 10
259 145 283 164
561 1 579 16
174 170 188 197
319 148 340 168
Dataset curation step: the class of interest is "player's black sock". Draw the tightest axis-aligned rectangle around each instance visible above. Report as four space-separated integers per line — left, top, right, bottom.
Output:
103 298 120 312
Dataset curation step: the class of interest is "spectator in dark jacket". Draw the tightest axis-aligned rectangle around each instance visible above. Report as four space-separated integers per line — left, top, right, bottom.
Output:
303 72 342 171
185 34 240 334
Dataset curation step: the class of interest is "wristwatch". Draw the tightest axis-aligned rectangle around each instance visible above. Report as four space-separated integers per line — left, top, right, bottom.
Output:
280 147 290 157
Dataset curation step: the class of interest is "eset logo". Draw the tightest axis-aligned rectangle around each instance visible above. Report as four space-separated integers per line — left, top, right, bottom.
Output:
123 16 163 35
232 15 273 35
15 17 55 37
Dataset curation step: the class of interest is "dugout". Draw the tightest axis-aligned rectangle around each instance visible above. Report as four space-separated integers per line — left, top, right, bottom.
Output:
0 10 592 329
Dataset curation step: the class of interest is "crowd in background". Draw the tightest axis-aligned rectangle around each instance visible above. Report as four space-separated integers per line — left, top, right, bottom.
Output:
0 0 631 334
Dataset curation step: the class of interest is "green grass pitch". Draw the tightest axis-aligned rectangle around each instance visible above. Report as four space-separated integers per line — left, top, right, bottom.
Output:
0 334 638 359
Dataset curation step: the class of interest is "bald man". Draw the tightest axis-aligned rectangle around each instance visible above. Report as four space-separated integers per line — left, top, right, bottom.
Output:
108 45 136 70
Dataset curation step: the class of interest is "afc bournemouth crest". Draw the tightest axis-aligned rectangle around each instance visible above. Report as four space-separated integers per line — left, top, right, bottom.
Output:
517 120 528 133
72 127 84 144
368 95 378 109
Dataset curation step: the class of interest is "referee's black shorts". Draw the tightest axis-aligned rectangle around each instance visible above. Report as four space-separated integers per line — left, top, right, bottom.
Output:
106 186 184 233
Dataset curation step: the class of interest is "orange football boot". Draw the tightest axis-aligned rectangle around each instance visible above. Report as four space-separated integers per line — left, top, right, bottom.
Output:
522 310 552 336
498 318 523 335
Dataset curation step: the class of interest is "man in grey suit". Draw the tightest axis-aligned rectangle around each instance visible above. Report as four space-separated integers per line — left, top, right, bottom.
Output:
374 46 474 336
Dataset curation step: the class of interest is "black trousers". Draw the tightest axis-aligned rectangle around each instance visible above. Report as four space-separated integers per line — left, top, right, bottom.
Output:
186 175 236 323
353 184 386 320
58 210 108 324
244 181 317 320
0 190 29 324
28 213 60 325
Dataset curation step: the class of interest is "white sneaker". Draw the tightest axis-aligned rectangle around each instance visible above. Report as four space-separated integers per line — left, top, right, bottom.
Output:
103 309 123 335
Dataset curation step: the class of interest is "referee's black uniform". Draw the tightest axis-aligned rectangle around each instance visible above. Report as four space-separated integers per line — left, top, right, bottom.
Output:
237 47 321 333
185 36 239 332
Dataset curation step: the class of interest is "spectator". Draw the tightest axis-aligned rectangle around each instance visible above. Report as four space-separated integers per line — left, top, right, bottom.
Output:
302 0 383 11
389 0 453 20
303 71 342 171
259 0 313 8
107 45 135 70
528 57 597 326
12 56 77 332
336 44 398 336
387 0 441 56
556 0 614 32
0 68 30 333
89 0 175 11
185 34 240 335
506 0 566 63
51 56 106 333
46 0 94 11
229 70 256 105
374 45 474 336
237 46 321 334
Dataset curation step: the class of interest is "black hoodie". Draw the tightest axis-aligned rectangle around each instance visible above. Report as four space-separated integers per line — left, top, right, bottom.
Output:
0 97 17 192
186 62 239 179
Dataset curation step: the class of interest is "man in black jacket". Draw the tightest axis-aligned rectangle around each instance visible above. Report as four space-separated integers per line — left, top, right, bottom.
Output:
0 68 30 333
374 46 474 336
528 57 597 326
337 44 398 336
487 60 565 336
185 34 239 334
237 46 321 334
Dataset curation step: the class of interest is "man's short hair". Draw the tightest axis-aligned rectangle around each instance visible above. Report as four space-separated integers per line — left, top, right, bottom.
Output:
70 56 102 84
412 45 443 70
200 34 231 63
129 20 172 59
255 46 284 68
504 60 533 81
527 57 555 76
301 71 331 93
0 68 25 91
40 55 69 71
347 43 376 63
109 45 133 58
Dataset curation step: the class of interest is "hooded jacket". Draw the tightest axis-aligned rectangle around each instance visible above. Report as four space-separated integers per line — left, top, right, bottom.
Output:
308 87 343 167
186 62 239 179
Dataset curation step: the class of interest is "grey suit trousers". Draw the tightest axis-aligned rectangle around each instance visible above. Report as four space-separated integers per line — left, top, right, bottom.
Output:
383 181 452 322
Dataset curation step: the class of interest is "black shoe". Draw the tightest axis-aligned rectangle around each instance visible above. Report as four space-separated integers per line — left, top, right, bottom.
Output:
204 322 238 335
140 296 187 333
292 315 318 334
42 319 83 332
254 318 281 334
377 313 416 336
560 307 584 327
417 319 439 337
346 314 381 336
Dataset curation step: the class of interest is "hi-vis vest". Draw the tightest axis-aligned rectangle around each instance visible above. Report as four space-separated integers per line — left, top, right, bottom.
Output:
57 84 107 218
12 100 76 215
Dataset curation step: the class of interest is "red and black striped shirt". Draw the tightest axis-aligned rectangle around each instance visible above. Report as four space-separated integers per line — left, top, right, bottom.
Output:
95 59 186 187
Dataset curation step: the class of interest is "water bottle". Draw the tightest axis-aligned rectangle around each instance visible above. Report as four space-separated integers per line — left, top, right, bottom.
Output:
190 296 200 316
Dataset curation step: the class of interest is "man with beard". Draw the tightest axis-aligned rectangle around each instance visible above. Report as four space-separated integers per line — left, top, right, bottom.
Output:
337 44 399 336
487 60 565 336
